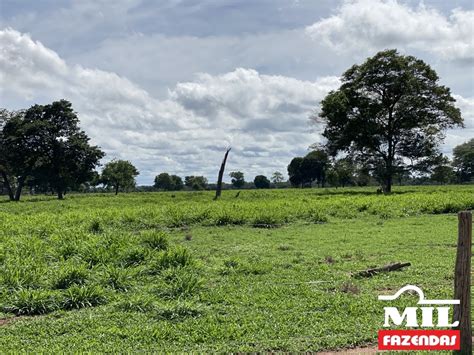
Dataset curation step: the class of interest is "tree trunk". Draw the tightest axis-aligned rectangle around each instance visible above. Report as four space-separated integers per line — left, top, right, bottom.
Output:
115 184 119 195
214 148 231 200
1 171 14 201
57 188 63 200
384 175 392 194
14 176 25 201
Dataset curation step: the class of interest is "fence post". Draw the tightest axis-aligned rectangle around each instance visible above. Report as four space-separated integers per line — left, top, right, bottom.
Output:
453 211 472 354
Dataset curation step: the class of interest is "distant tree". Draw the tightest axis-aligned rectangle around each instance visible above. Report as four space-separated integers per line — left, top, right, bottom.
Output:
170 175 184 190
185 176 208 190
271 171 284 184
101 160 139 195
354 163 371 187
288 157 304 187
317 49 463 193
301 150 329 187
0 109 19 200
431 164 455 184
154 173 183 191
452 138 474 183
229 171 245 188
254 175 270 189
328 158 354 188
154 173 173 190
1 101 104 200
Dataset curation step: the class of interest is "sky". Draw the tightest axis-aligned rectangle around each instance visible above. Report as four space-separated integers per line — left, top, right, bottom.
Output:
0 0 473 184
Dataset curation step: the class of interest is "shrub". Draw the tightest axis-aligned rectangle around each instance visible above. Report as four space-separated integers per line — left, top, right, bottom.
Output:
61 285 107 310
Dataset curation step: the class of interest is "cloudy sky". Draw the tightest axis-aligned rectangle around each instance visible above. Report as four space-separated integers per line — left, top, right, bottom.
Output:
1 0 473 184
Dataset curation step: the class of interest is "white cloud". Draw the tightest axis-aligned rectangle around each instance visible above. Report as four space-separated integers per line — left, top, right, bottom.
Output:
0 29 341 184
306 0 474 61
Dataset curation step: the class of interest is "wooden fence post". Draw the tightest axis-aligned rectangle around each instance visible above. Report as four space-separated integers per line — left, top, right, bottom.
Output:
453 211 472 354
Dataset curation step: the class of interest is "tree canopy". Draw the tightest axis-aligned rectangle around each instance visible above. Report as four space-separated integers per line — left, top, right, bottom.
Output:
317 49 463 193
229 171 245 188
254 175 270 189
101 160 139 195
1 100 104 200
154 173 183 191
453 138 474 183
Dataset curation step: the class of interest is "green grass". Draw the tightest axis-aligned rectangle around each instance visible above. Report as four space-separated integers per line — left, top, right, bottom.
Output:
0 185 472 352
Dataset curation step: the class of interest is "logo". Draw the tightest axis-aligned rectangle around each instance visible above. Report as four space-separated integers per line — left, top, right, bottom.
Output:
378 285 460 351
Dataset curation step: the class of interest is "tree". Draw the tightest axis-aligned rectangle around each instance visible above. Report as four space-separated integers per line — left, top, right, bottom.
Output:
185 176 208 190
101 160 139 195
301 150 329 187
229 171 245 188
287 157 304 187
271 171 284 184
327 158 354 188
254 175 270 189
452 138 474 183
170 175 184 191
154 173 183 191
317 49 463 193
431 164 455 184
0 109 19 200
1 101 104 200
154 173 173 190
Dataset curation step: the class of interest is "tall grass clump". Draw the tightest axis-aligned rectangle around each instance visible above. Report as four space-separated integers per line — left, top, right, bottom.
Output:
3 289 60 315
141 230 169 251
53 264 89 289
148 247 194 274
61 285 107 310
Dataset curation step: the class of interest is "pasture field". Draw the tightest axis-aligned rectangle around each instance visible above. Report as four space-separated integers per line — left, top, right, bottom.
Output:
0 185 473 352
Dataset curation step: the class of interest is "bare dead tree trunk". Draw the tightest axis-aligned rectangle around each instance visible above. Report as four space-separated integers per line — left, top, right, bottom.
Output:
214 148 231 200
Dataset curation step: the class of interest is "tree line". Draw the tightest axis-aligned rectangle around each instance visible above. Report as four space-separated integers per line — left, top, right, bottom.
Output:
286 140 473 189
1 49 471 200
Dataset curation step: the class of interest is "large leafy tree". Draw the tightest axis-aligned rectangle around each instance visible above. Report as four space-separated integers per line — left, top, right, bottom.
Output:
1 101 104 200
452 138 474 183
101 160 139 195
318 49 463 193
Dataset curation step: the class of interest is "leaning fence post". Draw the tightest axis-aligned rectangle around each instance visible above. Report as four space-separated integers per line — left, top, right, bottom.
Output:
453 211 472 354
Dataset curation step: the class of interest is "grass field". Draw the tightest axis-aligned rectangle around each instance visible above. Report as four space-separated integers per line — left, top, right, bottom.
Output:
0 185 473 352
